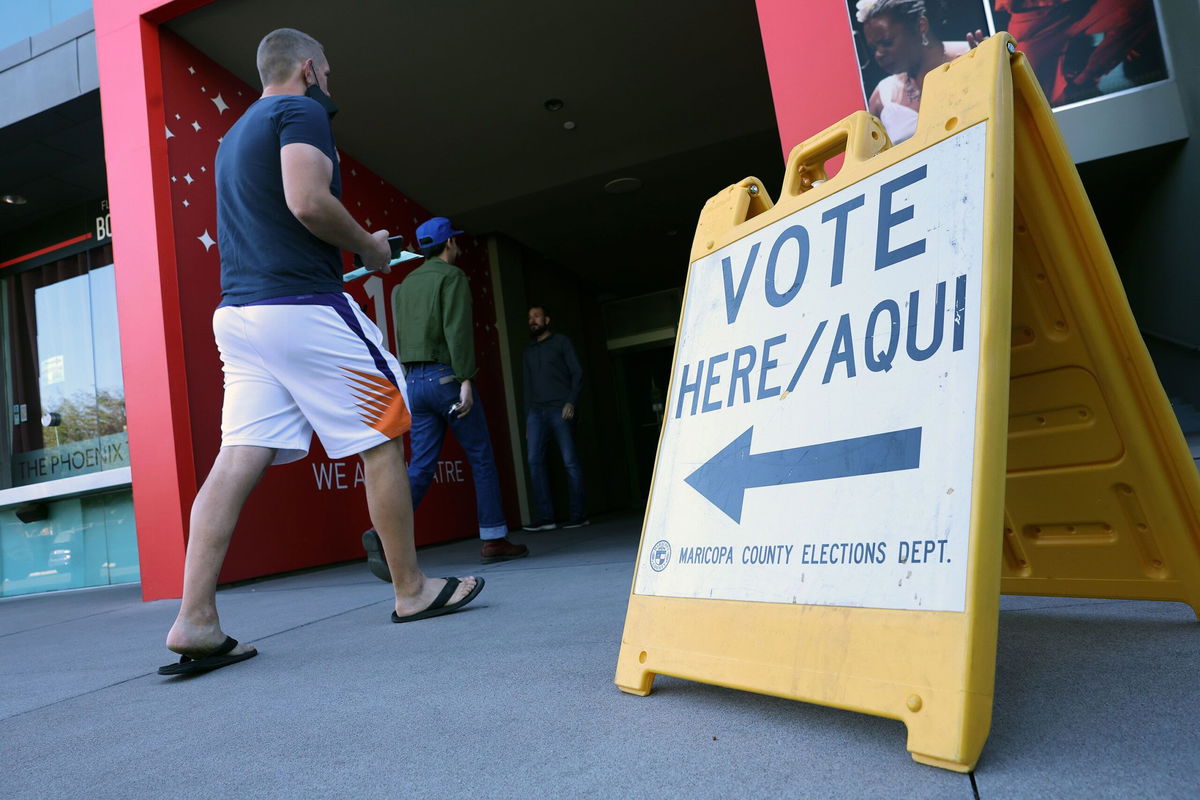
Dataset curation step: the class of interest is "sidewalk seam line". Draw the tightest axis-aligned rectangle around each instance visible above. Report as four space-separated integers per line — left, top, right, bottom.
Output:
0 597 388 725
0 605 130 640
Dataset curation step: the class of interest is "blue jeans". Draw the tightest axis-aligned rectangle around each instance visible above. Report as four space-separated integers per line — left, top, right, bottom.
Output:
526 406 585 524
406 363 507 540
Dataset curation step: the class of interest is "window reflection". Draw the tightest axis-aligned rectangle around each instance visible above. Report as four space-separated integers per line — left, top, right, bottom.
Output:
4 244 128 489
0 241 139 596
0 489 139 597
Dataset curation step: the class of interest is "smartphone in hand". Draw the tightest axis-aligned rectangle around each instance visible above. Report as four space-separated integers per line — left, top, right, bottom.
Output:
353 234 406 268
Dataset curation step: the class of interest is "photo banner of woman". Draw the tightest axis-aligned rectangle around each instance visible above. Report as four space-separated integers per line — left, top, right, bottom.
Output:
847 1 1173 145
848 0 993 144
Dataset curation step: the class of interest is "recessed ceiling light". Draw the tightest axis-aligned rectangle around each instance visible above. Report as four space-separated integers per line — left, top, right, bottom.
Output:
604 177 642 194
2 194 28 205
544 98 564 112
563 121 577 131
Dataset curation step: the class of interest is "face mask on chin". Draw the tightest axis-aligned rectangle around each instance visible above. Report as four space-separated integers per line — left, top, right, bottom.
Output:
305 83 338 119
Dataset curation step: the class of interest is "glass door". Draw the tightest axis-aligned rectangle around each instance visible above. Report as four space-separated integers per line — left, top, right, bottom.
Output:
1 243 139 596
5 243 127 488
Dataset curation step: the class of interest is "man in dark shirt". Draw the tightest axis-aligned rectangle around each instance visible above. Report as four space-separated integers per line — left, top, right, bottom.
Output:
522 306 587 530
363 217 527 573
161 29 483 676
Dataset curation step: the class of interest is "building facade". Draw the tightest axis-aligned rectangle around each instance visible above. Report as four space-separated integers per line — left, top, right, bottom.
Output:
1 0 1196 599
1 4 132 597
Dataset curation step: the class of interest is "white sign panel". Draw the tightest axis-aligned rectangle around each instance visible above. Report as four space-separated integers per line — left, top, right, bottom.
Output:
635 123 987 612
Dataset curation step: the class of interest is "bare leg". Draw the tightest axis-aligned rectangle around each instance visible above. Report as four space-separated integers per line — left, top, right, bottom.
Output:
165 445 275 656
359 438 478 615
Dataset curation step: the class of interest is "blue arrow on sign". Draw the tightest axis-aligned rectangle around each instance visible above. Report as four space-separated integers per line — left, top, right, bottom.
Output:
684 426 923 523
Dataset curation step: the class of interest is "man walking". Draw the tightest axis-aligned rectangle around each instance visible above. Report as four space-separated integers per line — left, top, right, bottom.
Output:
160 30 483 676
364 217 528 575
522 306 587 530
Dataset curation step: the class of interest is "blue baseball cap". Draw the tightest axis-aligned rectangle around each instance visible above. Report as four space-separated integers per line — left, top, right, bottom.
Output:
415 217 464 249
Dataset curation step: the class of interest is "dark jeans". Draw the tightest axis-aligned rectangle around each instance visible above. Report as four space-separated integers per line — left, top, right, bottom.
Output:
526 406 585 523
406 363 507 539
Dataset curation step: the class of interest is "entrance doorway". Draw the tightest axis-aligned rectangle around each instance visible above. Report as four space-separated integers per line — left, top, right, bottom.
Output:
614 344 675 505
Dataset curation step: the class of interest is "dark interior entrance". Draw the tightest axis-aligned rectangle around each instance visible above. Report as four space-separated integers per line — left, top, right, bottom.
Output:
613 344 675 505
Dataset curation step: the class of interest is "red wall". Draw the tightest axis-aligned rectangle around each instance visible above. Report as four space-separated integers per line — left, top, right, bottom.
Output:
754 0 864 157
95 2 194 600
94 0 517 598
158 31 519 584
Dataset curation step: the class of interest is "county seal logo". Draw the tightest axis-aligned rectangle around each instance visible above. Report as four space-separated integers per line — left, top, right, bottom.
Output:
649 540 671 572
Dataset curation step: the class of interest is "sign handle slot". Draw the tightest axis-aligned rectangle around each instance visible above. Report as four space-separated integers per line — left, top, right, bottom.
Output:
783 110 890 196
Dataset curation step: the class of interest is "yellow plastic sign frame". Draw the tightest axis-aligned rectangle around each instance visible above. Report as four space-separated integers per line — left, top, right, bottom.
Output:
996 67 1200 609
614 34 1200 772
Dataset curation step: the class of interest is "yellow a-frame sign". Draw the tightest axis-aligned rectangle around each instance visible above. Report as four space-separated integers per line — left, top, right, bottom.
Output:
614 33 1200 772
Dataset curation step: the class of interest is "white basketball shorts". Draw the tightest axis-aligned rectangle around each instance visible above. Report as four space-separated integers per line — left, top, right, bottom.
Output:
213 293 410 464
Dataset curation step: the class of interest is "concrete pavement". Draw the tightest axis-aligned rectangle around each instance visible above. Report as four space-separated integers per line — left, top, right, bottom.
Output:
2 515 1197 799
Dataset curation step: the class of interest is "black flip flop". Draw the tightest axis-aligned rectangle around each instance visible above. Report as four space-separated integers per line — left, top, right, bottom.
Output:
391 577 486 623
158 636 257 676
362 528 393 583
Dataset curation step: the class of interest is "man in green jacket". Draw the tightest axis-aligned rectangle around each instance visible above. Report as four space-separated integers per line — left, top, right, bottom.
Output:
364 217 527 573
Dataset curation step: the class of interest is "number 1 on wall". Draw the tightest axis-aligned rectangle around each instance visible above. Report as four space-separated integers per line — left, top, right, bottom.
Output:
363 275 388 349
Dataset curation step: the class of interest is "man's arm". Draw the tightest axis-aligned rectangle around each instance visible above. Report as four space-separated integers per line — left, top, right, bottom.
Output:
443 273 478 416
280 143 389 267
562 336 583 420
563 337 583 406
522 346 533 414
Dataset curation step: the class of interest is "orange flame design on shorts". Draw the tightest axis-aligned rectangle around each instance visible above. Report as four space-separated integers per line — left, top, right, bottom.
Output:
341 367 411 438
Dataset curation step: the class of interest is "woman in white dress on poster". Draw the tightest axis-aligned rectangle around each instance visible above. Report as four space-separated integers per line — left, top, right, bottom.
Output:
857 0 985 143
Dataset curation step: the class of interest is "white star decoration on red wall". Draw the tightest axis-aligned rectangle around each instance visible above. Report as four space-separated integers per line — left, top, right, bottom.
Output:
150 37 511 538
161 41 500 338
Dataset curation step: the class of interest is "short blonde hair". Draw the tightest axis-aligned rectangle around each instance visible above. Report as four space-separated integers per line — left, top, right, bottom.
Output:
256 28 324 87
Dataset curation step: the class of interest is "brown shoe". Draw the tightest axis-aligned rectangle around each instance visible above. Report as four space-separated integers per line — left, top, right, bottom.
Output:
480 538 529 564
